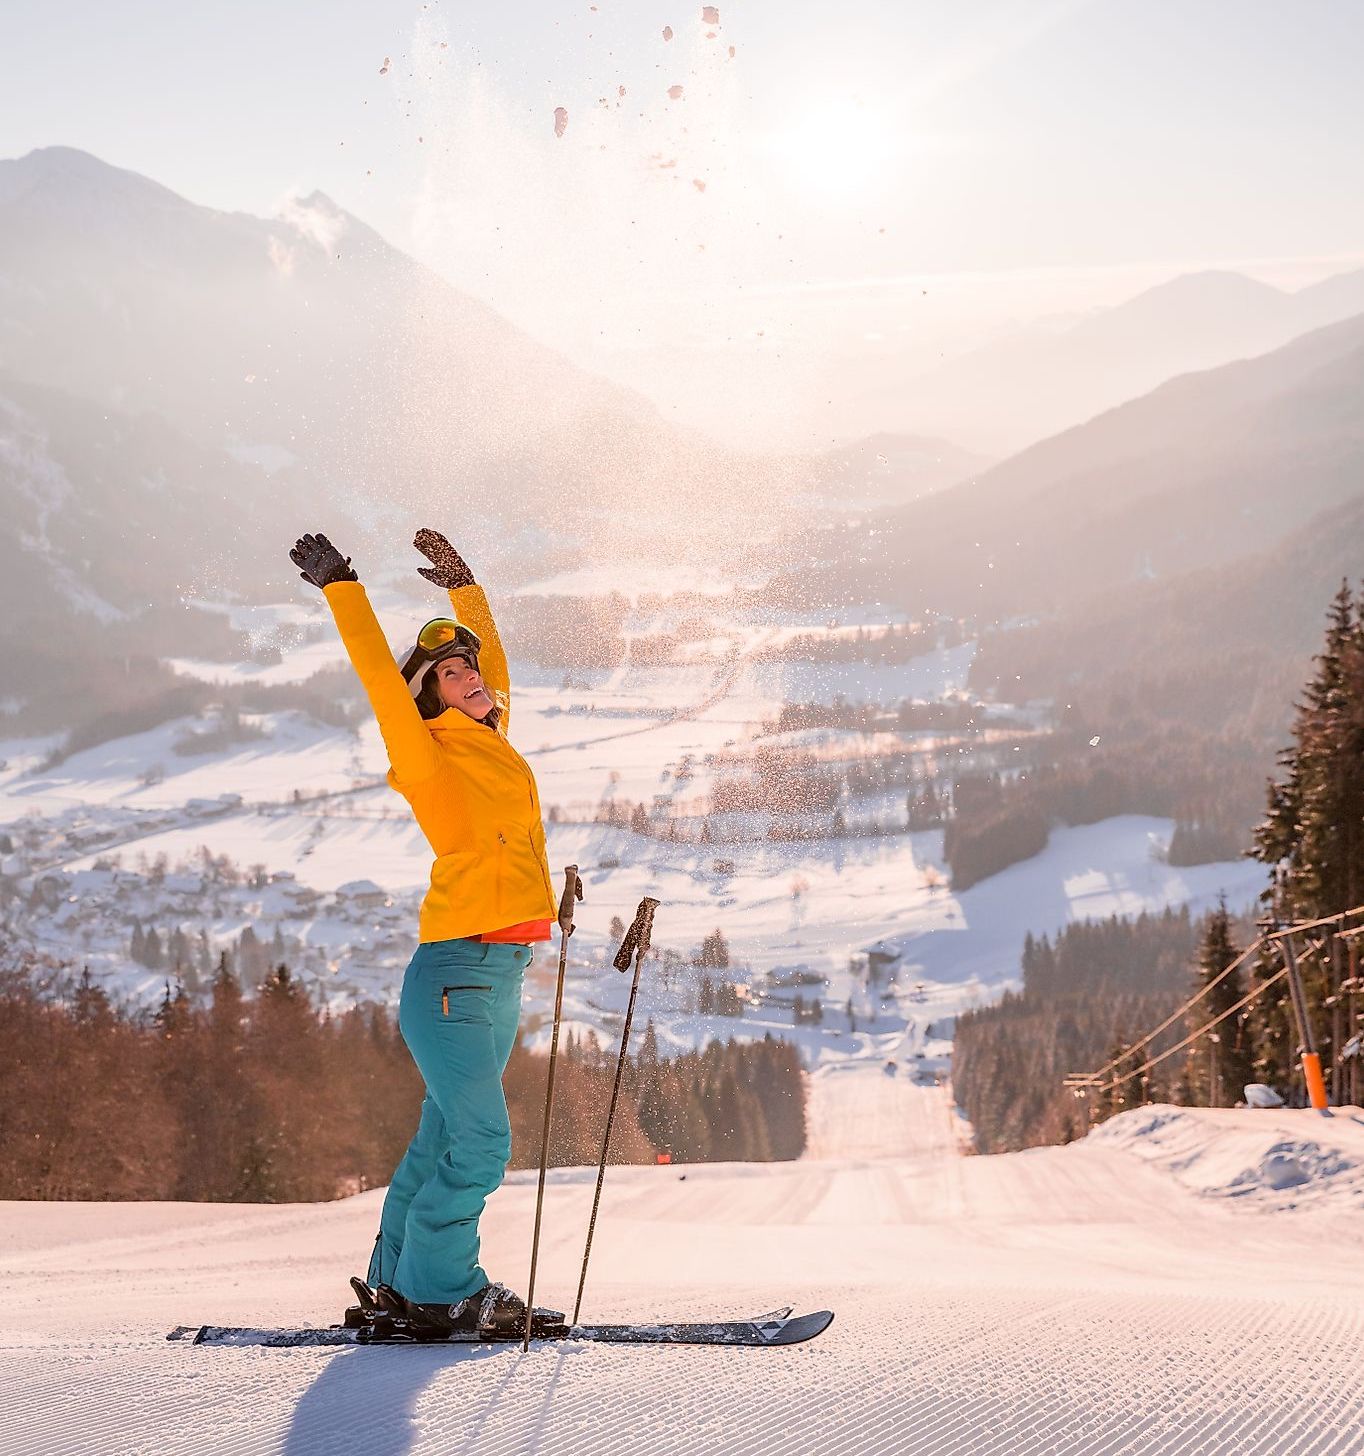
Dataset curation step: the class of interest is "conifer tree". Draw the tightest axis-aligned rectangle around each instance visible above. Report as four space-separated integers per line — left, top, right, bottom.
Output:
1248 580 1364 1098
205 956 245 1076
169 927 191 974
154 978 183 1036
1183 899 1251 1105
1254 580 1364 920
698 929 730 968
73 966 112 1026
639 1019 660 1067
237 926 266 991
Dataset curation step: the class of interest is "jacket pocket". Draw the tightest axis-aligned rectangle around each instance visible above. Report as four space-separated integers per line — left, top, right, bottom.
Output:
528 828 554 903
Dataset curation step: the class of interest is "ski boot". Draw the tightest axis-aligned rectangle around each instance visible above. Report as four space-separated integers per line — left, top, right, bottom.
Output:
342 1275 381 1330
479 1283 568 1340
389 1282 566 1341
342 1277 430 1341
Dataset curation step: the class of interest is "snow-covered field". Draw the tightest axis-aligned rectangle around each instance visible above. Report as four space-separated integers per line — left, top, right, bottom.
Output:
0 601 1263 1040
3 1068 1362 1456
0 600 1347 1450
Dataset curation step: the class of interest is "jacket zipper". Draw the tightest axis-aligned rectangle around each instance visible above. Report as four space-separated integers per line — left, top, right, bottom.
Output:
442 984 493 1014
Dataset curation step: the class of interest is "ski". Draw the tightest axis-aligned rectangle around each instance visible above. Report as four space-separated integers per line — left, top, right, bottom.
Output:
168 1307 832 1349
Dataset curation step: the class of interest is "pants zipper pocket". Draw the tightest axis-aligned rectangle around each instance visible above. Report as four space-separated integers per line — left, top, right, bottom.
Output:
443 984 493 1015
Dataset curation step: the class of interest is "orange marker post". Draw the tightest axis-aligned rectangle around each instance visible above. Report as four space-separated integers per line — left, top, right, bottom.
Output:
1301 1051 1329 1112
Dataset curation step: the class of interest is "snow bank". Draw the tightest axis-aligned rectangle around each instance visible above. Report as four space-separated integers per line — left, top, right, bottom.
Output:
1085 1104 1364 1210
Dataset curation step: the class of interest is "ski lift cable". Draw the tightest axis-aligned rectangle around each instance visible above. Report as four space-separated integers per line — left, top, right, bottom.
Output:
1086 964 1290 1096
1080 904 1364 1089
1081 940 1262 1085
1265 908 1359 941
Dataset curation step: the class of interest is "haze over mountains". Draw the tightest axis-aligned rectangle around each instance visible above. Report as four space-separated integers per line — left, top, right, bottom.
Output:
814 434 994 511
866 308 1364 617
780 280 1364 758
2 143 1362 705
0 147 794 594
882 265 1364 455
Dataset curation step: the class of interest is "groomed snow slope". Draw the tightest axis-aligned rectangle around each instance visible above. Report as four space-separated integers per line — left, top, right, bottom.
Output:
3 1071 1363 1456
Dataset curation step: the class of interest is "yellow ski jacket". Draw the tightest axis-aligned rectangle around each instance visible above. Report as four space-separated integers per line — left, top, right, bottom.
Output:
322 580 556 942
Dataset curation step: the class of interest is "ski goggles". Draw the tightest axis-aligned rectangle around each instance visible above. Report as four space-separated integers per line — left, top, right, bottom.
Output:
415 618 482 662
401 618 483 692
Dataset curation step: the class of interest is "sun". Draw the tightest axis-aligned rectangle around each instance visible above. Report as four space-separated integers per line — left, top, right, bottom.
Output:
766 96 896 201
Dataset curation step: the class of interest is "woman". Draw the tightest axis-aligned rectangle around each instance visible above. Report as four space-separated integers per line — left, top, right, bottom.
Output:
289 527 557 1336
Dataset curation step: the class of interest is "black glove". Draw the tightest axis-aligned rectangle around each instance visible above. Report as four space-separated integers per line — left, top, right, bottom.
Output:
290 532 358 590
414 527 475 589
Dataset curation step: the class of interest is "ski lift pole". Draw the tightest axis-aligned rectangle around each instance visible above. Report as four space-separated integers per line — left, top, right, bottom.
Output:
572 895 659 1326
523 864 583 1352
1280 933 1329 1111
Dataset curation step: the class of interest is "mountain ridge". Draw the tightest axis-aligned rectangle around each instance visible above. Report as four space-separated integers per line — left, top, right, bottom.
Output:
0 146 795 559
819 307 1364 621
881 260 1364 454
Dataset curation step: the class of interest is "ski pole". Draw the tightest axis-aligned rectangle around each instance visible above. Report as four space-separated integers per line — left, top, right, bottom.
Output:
523 863 583 1352
572 895 659 1326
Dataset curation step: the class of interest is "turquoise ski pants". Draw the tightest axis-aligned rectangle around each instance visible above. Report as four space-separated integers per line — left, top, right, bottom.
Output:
367 938 530 1304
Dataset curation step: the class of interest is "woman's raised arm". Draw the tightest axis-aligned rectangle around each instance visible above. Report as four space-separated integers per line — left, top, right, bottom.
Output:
291 532 440 785
413 527 513 736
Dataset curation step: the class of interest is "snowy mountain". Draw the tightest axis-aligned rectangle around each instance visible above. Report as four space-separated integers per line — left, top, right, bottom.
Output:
813 432 992 511
882 266 1364 454
0 147 791 556
970 491 1364 739
825 308 1364 621
0 373 319 629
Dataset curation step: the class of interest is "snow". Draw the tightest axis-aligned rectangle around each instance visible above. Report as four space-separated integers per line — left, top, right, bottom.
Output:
5 588 1335 1451
4 598 1261 1027
742 641 976 708
226 442 297 475
0 711 367 817
514 564 765 599
1088 1104 1364 1209
3 1072 1363 1454
32 805 1259 1044
166 638 348 686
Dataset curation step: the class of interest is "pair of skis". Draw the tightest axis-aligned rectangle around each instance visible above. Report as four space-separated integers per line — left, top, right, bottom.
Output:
170 1307 834 1349
170 876 832 1352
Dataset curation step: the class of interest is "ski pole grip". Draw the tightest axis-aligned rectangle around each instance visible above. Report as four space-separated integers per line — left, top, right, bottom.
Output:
558 864 582 935
613 896 660 972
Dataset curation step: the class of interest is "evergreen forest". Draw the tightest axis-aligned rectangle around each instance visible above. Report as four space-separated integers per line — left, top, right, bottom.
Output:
0 953 807 1202
954 581 1364 1151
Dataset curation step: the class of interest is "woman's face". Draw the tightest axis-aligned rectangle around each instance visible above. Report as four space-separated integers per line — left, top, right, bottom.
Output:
434 655 495 720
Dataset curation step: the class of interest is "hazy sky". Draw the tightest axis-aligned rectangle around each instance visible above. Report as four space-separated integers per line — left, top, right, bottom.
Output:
6 0 1364 447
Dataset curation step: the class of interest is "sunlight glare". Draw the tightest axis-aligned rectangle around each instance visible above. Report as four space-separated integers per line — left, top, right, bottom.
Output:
766 96 897 201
